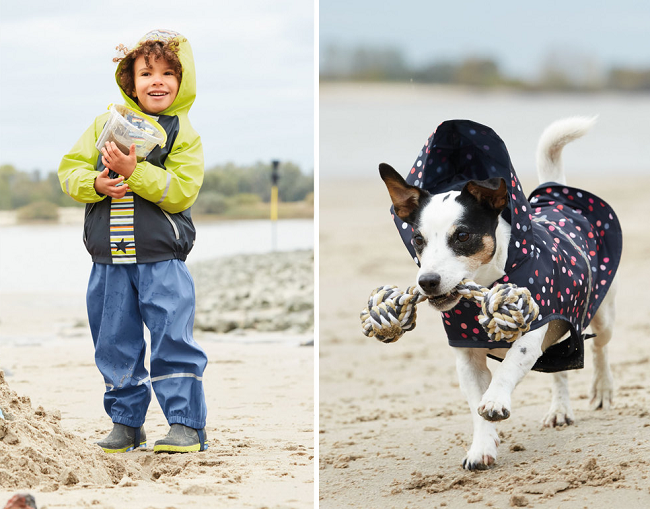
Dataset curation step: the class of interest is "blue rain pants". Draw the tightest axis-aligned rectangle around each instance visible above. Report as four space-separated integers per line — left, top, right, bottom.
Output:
87 260 208 429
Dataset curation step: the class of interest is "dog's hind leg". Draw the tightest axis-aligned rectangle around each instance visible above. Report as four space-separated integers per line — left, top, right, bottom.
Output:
588 279 616 410
542 371 575 427
477 325 548 422
455 348 500 470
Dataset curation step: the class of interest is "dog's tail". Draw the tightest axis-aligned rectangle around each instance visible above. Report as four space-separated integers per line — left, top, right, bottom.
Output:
536 116 597 185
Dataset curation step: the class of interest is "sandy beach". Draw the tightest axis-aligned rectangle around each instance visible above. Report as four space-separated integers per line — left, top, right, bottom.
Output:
0 251 314 508
319 174 650 508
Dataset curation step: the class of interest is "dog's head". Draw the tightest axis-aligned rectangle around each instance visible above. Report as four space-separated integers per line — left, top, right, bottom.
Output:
379 163 509 311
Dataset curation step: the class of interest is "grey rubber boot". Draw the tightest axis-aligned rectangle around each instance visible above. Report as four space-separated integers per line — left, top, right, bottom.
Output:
153 424 208 453
96 423 146 453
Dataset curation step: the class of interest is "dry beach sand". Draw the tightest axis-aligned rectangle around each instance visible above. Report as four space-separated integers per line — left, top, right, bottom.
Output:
0 250 314 508
319 175 650 508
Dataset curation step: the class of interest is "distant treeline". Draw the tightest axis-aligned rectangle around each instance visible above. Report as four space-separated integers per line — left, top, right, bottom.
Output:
193 161 313 215
321 45 650 92
0 162 313 219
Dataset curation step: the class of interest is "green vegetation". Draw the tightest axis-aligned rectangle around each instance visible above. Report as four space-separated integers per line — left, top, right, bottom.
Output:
195 161 312 205
0 164 72 211
194 196 313 221
0 161 313 222
17 201 59 222
192 161 313 218
321 45 650 92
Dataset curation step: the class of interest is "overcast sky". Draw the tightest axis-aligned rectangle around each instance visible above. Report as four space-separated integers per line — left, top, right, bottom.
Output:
320 0 650 79
0 0 314 174
2 1 648 175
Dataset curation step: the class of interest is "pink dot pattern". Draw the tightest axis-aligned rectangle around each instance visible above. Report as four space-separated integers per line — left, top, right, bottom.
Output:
389 120 622 372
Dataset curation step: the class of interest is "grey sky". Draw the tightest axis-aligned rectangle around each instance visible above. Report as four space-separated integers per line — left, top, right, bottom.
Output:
0 0 314 174
2 1 648 174
320 0 650 79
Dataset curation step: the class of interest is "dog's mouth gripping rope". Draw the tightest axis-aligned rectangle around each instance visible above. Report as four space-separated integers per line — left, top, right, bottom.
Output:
360 280 540 344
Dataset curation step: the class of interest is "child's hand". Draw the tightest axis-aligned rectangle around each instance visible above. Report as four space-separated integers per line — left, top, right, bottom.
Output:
94 168 130 198
101 141 137 178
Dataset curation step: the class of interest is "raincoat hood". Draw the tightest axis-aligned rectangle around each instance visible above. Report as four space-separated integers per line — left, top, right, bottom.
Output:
116 29 196 116
59 28 204 267
390 120 622 372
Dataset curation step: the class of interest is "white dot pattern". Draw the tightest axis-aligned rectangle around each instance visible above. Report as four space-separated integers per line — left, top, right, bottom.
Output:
388 120 622 372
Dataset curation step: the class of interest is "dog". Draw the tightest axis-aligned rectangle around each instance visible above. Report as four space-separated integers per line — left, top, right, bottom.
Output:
379 117 622 470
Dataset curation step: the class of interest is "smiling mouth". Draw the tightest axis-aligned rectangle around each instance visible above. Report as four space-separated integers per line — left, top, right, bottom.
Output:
148 92 168 97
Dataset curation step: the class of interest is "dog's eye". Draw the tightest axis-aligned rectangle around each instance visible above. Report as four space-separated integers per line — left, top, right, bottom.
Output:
413 234 425 247
456 231 470 242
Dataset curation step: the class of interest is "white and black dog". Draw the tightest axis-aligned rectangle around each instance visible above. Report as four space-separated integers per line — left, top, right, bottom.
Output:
379 118 622 470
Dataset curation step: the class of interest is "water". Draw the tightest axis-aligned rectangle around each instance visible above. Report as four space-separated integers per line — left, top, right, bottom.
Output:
0 218 313 294
320 83 650 179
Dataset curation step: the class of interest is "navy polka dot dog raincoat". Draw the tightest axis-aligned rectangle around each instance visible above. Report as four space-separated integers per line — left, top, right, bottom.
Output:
391 120 622 373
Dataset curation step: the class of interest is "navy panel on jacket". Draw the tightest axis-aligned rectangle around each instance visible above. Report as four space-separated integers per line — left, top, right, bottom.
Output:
84 114 196 264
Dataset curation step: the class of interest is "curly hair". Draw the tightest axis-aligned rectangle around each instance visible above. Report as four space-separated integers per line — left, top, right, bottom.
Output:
114 39 183 98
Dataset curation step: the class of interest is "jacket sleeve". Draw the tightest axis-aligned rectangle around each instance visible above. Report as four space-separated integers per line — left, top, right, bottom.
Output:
125 117 204 214
58 117 107 203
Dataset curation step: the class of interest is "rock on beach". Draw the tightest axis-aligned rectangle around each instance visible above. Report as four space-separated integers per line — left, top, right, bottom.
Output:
190 250 314 334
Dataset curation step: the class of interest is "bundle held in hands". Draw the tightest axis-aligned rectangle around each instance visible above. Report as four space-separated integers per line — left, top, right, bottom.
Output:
96 104 167 159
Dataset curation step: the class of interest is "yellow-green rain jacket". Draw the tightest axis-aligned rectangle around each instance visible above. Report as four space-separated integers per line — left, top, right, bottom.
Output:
58 29 203 264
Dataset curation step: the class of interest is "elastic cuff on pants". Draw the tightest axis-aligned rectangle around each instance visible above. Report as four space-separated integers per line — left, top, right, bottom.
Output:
167 416 206 429
112 415 145 428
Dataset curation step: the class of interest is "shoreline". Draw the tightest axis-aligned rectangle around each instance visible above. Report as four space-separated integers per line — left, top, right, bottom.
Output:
0 205 313 227
0 249 314 342
320 80 650 97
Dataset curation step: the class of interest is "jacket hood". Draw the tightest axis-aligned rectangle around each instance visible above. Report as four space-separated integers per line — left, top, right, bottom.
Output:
116 29 196 116
392 119 532 267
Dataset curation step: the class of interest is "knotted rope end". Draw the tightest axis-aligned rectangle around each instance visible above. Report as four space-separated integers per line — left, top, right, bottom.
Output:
473 282 540 343
360 285 425 343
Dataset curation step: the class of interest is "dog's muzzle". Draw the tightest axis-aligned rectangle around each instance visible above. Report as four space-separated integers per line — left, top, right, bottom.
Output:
426 288 461 310
418 273 463 310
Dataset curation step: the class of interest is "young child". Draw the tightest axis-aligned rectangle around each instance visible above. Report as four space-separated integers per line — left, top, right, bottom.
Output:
58 29 208 453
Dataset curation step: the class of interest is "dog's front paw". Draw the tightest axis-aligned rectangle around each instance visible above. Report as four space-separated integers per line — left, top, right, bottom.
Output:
478 393 511 422
542 404 575 427
590 370 614 410
462 433 500 471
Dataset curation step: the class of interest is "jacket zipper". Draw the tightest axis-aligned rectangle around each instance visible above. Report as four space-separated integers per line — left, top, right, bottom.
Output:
161 209 180 240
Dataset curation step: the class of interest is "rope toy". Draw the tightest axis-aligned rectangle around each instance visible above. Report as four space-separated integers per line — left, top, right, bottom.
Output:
360 280 539 344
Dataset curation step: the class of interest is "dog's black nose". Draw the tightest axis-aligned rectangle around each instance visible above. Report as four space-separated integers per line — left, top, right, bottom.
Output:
419 273 441 295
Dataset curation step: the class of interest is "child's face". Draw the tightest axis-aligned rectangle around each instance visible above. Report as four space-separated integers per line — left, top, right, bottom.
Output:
132 55 179 114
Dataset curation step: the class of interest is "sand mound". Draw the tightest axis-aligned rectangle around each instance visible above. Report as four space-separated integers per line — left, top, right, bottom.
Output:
0 370 135 491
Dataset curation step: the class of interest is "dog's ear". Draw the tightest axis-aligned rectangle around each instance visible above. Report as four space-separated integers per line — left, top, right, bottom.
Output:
462 178 508 213
379 163 428 221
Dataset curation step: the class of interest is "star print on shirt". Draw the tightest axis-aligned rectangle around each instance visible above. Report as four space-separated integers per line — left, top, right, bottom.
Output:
114 238 129 253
